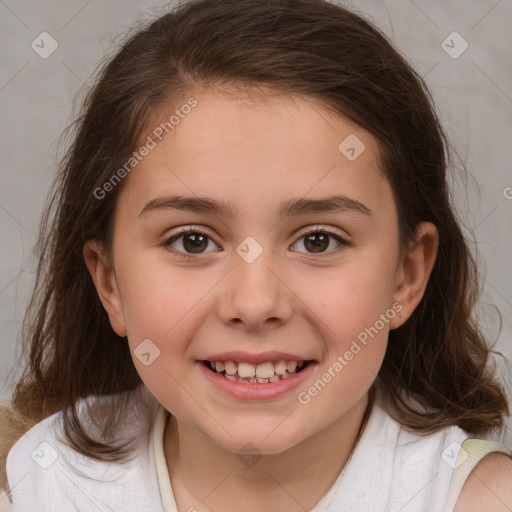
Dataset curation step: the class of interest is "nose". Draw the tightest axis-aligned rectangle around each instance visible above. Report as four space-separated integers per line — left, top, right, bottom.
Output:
216 249 294 332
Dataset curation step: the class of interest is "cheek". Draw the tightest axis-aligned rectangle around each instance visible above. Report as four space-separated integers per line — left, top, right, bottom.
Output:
115 243 202 334
116 260 211 403
298 251 398 339
293 244 398 397
295 265 392 413
113 250 212 377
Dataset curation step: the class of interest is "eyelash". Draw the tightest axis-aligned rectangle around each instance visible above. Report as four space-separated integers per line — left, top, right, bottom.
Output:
161 226 350 261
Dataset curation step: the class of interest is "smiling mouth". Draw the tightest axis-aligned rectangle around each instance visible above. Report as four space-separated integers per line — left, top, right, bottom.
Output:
201 359 312 383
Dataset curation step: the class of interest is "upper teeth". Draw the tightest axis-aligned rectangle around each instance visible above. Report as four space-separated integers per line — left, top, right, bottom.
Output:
212 360 305 378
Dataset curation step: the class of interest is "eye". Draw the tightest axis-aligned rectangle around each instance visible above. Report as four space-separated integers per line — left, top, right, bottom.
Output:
291 226 350 255
162 225 350 260
162 226 219 260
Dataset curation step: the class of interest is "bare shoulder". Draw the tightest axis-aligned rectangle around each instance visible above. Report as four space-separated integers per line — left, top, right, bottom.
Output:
454 452 512 512
0 490 13 512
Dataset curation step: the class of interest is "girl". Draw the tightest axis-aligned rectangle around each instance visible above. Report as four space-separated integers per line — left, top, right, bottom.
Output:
1 0 511 510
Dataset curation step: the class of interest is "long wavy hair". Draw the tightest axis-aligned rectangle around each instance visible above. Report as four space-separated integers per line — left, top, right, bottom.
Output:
1 0 509 490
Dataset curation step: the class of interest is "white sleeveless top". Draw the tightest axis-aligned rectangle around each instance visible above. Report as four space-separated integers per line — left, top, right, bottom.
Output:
4 388 512 511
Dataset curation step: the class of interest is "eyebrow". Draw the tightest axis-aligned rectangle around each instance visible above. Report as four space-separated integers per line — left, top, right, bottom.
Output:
139 194 373 219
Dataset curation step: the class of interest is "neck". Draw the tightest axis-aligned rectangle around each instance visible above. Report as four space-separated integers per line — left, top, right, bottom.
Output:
163 388 376 512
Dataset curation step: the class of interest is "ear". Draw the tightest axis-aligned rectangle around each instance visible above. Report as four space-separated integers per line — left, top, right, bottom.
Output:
83 239 127 337
389 222 439 329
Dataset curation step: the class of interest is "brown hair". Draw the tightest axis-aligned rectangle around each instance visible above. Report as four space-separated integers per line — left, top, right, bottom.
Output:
1 0 509 489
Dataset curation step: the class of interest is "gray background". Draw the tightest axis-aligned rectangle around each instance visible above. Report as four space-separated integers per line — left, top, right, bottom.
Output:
0 0 511 446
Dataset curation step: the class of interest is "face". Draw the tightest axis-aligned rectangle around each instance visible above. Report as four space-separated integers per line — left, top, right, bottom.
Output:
85 87 436 455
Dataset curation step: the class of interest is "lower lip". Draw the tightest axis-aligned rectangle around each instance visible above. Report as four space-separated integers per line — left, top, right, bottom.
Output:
197 361 316 401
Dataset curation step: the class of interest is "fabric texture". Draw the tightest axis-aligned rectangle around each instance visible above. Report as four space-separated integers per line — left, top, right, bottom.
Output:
6 386 512 511
6 390 164 512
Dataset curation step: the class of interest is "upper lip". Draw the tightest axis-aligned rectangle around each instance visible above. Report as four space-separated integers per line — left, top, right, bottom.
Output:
200 351 315 364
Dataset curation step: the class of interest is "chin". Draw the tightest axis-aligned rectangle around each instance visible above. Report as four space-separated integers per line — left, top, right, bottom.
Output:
210 424 309 456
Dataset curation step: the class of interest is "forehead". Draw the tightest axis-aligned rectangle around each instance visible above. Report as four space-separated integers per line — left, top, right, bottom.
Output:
116 88 396 223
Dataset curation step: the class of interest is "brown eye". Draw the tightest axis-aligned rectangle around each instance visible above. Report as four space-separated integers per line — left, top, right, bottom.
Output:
291 228 349 255
181 232 209 253
303 232 330 253
162 225 349 261
163 227 219 259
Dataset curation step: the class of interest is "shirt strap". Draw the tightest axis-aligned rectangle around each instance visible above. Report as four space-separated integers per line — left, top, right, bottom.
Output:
153 405 178 512
444 438 512 512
